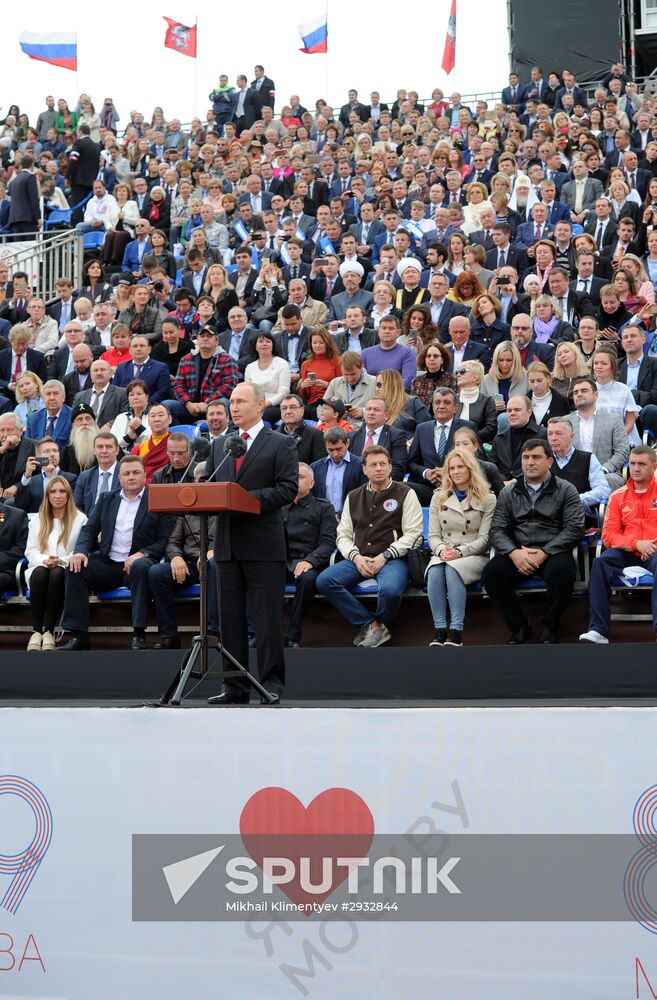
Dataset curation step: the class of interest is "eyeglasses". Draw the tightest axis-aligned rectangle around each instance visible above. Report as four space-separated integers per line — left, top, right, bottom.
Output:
455 369 468 376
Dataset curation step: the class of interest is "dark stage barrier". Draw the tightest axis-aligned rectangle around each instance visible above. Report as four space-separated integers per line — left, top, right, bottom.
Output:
1 645 656 703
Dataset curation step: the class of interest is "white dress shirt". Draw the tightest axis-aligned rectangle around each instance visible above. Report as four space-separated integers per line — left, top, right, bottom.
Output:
109 489 144 562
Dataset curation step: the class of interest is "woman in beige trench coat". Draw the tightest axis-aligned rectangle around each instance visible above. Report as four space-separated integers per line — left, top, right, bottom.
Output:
426 447 496 647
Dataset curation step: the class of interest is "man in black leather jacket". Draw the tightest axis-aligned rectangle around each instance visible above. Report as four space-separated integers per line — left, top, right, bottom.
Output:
482 437 585 644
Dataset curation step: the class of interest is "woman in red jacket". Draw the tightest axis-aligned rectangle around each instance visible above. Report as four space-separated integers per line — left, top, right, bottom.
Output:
299 329 342 417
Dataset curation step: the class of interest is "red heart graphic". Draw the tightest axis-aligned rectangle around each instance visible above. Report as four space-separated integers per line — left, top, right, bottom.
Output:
239 787 375 909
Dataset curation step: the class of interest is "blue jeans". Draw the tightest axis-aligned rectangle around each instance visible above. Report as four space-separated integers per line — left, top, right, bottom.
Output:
426 563 467 630
316 557 409 627
589 547 657 636
162 399 191 424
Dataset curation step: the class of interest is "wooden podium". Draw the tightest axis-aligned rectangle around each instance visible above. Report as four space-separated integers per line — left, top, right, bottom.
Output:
149 482 263 705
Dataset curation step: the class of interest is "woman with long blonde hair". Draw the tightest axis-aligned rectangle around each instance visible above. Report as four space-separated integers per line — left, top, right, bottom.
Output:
25 476 86 651
373 368 431 435
426 448 496 647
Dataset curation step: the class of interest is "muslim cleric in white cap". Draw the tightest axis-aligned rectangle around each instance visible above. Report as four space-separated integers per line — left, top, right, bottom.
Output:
328 259 373 322
338 259 365 278
394 257 430 311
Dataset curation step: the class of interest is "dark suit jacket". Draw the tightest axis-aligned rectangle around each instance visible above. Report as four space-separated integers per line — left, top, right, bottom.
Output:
348 220 385 247
14 469 77 513
0 502 28 580
333 327 379 353
209 427 299 561
485 246 528 273
25 406 73 450
8 170 40 225
408 419 477 483
311 454 365 509
307 275 345 304
0 436 37 488
282 263 311 285
490 419 547 480
431 299 470 342
0 348 47 393
618 354 657 406
229 89 260 128
273 327 312 368
75 488 172 561
569 277 607 307
446 340 489 366
305 179 330 213
276 422 326 464
47 295 79 327
584 217 617 248
521 339 556 369
217 328 258 374
348 424 408 481
63 368 92 405
514 221 552 249
554 85 588 111
73 384 128 427
112 357 171 403
73 464 121 516
601 238 641 261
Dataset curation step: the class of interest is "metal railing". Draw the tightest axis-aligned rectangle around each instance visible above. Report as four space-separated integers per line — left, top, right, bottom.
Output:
0 230 83 304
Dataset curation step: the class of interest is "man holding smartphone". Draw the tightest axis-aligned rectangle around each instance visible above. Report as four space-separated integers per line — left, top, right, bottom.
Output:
14 437 77 513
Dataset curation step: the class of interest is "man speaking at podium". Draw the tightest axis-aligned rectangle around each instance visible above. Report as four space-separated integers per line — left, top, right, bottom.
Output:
208 382 298 705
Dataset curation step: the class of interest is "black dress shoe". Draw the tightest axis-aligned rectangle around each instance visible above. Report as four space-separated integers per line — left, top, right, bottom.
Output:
285 638 301 648
154 635 181 649
59 635 91 651
260 692 281 705
130 636 148 650
507 624 533 645
539 627 558 644
207 691 249 705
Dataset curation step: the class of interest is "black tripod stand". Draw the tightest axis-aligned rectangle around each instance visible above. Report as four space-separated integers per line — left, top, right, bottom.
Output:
160 510 275 705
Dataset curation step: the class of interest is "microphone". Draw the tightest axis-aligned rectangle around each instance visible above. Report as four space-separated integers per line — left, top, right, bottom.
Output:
179 435 212 483
205 433 247 483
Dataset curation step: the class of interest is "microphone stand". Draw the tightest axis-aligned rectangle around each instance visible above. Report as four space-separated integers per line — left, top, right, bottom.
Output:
161 439 274 706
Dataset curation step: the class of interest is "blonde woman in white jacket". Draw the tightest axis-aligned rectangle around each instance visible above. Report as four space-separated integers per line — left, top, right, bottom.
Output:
25 476 86 651
426 448 496 647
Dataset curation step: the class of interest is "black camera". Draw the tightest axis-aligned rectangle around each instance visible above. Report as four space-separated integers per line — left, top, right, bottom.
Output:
153 280 164 292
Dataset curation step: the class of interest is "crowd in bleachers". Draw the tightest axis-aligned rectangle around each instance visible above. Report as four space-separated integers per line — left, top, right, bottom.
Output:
2 62 657 656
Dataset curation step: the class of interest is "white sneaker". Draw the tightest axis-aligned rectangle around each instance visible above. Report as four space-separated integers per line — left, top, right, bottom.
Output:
579 630 609 644
26 632 42 652
360 624 391 648
41 631 56 651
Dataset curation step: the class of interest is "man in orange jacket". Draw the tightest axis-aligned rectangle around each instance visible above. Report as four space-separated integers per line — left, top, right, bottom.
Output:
580 445 657 643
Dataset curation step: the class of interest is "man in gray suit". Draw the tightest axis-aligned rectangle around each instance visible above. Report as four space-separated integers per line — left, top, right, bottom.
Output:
560 160 604 227
73 359 128 429
566 376 629 490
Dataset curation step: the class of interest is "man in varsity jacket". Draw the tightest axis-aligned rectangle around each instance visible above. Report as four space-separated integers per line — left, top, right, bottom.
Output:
316 444 423 648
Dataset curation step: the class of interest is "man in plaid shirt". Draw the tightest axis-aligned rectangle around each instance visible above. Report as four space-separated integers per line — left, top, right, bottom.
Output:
167 328 240 423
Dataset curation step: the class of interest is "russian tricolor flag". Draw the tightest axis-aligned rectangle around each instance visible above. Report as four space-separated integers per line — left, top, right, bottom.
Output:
298 13 328 54
19 31 78 72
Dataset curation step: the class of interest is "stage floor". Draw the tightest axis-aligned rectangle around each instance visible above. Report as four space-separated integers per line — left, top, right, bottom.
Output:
1 643 655 705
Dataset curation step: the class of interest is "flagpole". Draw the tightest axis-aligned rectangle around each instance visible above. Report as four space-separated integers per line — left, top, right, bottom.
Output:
193 15 198 120
325 0 329 106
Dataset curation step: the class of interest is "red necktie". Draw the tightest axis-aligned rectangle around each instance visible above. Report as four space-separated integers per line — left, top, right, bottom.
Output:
235 432 249 475
362 429 375 457
13 355 22 379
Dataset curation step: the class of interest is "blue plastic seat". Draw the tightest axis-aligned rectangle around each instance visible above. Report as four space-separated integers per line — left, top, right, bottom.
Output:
169 424 197 439
83 231 105 251
97 587 131 600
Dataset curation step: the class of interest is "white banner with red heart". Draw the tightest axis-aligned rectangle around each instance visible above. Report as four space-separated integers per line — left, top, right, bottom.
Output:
0 705 655 999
